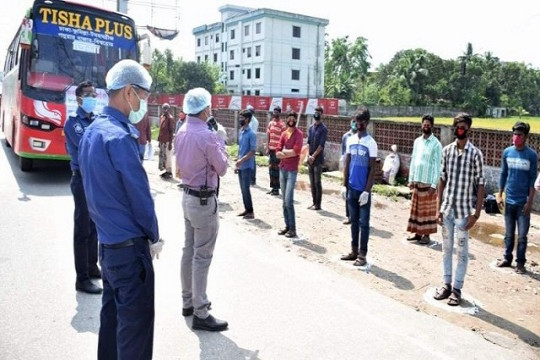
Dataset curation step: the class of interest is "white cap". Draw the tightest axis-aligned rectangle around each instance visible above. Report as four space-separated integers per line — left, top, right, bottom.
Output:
183 88 211 114
106 59 152 92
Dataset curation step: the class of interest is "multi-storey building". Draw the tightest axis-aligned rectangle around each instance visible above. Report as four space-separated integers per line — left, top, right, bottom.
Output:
193 4 329 97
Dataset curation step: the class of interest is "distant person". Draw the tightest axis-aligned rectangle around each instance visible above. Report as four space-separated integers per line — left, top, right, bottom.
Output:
307 106 328 210
496 122 537 274
340 108 377 267
406 115 442 245
175 88 229 332
79 59 163 359
340 118 358 224
135 112 151 160
266 106 286 196
235 110 257 219
158 103 175 179
246 105 259 185
207 115 228 197
276 111 303 238
434 113 484 306
64 80 102 295
175 110 186 134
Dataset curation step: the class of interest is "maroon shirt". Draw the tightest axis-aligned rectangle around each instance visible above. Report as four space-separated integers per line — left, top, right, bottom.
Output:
135 113 151 145
158 112 175 144
278 127 303 172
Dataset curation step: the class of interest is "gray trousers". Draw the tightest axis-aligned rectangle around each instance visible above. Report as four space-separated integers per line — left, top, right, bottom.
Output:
181 193 219 318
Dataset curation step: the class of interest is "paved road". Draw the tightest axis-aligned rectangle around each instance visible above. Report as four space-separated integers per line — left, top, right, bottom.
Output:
0 137 533 359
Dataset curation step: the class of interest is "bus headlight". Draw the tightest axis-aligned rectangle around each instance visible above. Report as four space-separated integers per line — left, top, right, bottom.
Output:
22 115 57 132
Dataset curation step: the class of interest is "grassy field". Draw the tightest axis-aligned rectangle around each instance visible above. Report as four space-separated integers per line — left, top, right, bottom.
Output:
377 116 540 133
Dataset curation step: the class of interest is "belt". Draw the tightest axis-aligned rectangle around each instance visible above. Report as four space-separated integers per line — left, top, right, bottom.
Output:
72 170 81 176
102 238 135 249
184 188 216 198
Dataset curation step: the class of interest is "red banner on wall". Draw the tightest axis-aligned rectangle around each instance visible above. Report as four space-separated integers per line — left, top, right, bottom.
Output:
212 95 231 109
282 98 308 113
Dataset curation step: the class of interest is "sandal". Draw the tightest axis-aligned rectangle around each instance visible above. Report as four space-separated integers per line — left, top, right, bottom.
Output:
496 259 511 268
447 289 461 306
407 234 421 242
433 284 452 300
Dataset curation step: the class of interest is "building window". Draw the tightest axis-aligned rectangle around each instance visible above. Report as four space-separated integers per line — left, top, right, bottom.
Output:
205 36 208 45
216 33 219 42
291 70 300 80
197 38 201 47
247 47 252 58
292 48 300 60
246 90 251 95
244 25 249 36
247 69 251 79
221 43 224 52
256 22 261 34
221 62 224 71
255 68 260 79
293 26 301 38
231 29 235 40
213 53 218 62
204 55 208 62
230 50 234 60
230 70 234 80
255 90 260 96
291 88 300 93
255 45 261 57
197 56 201 63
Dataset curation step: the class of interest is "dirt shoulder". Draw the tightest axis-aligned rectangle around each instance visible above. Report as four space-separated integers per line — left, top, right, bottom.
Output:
148 157 540 358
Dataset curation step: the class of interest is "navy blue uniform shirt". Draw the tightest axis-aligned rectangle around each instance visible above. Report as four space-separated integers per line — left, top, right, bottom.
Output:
79 106 159 245
65 107 94 171
307 121 328 166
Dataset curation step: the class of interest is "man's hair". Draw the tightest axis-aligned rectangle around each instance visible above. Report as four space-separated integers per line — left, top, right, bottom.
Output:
273 106 281 112
422 114 434 125
315 106 324 113
75 80 94 97
512 121 530 135
453 112 472 127
240 110 252 120
287 111 297 119
354 107 370 122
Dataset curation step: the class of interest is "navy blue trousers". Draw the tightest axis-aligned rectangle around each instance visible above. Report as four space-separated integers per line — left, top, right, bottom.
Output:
70 173 98 282
98 238 155 360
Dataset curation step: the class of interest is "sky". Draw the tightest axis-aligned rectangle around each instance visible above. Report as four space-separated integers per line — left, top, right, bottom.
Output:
1 0 539 73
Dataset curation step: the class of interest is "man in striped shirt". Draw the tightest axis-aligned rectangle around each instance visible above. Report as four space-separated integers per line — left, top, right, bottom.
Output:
266 106 286 195
434 113 484 307
406 115 442 244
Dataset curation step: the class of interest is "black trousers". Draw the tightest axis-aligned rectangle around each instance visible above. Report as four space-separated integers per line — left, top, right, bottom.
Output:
98 238 155 360
70 173 98 282
308 164 323 207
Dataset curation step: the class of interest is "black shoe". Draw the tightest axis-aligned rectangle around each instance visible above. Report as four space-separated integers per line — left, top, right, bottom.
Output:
278 227 289 235
271 190 280 196
266 189 274 194
192 314 228 331
89 268 102 279
76 280 103 294
343 218 351 225
238 210 248 217
285 230 297 238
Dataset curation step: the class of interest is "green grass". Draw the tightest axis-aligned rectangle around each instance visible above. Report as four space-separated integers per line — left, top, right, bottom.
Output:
151 126 159 141
227 144 268 166
377 116 540 133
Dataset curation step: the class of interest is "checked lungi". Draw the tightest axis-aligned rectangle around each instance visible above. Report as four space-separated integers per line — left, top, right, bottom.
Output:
269 150 281 190
406 183 438 235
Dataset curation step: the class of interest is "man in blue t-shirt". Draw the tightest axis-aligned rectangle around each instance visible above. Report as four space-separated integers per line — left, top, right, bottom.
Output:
340 107 378 266
496 122 538 274
236 110 257 219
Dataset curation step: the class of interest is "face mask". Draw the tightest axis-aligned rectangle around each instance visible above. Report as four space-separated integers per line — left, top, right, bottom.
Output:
314 113 321 121
128 91 147 124
454 128 467 140
240 119 246 127
287 120 296 127
351 122 357 131
513 135 525 147
81 97 97 113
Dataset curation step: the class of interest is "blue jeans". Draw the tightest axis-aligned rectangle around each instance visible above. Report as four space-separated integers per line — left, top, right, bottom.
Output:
308 164 323 207
347 188 371 254
280 169 298 230
442 209 469 290
238 168 253 213
503 203 530 265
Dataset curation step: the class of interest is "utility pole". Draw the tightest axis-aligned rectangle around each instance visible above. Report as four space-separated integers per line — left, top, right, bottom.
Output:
117 0 128 14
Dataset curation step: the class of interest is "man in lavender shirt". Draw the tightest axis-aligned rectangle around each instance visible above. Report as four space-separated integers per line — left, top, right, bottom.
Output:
174 88 229 332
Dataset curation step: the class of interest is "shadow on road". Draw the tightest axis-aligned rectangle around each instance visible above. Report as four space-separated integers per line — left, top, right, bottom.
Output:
317 209 346 221
71 292 101 334
293 239 327 254
371 227 393 239
476 308 540 348
1 139 71 199
367 265 415 290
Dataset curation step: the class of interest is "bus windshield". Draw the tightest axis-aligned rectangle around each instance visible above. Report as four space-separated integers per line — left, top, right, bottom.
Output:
26 4 137 93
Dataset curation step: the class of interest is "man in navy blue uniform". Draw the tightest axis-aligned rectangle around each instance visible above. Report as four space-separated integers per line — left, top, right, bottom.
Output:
64 80 102 295
79 60 164 360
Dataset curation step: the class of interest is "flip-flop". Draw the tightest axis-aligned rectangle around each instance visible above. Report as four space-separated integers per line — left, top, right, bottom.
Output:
407 234 421 241
447 290 461 306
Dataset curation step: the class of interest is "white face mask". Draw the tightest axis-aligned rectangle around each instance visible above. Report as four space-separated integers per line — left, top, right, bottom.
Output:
128 90 147 124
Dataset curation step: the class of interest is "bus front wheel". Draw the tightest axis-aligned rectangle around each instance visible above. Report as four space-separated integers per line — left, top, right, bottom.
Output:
20 157 33 172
